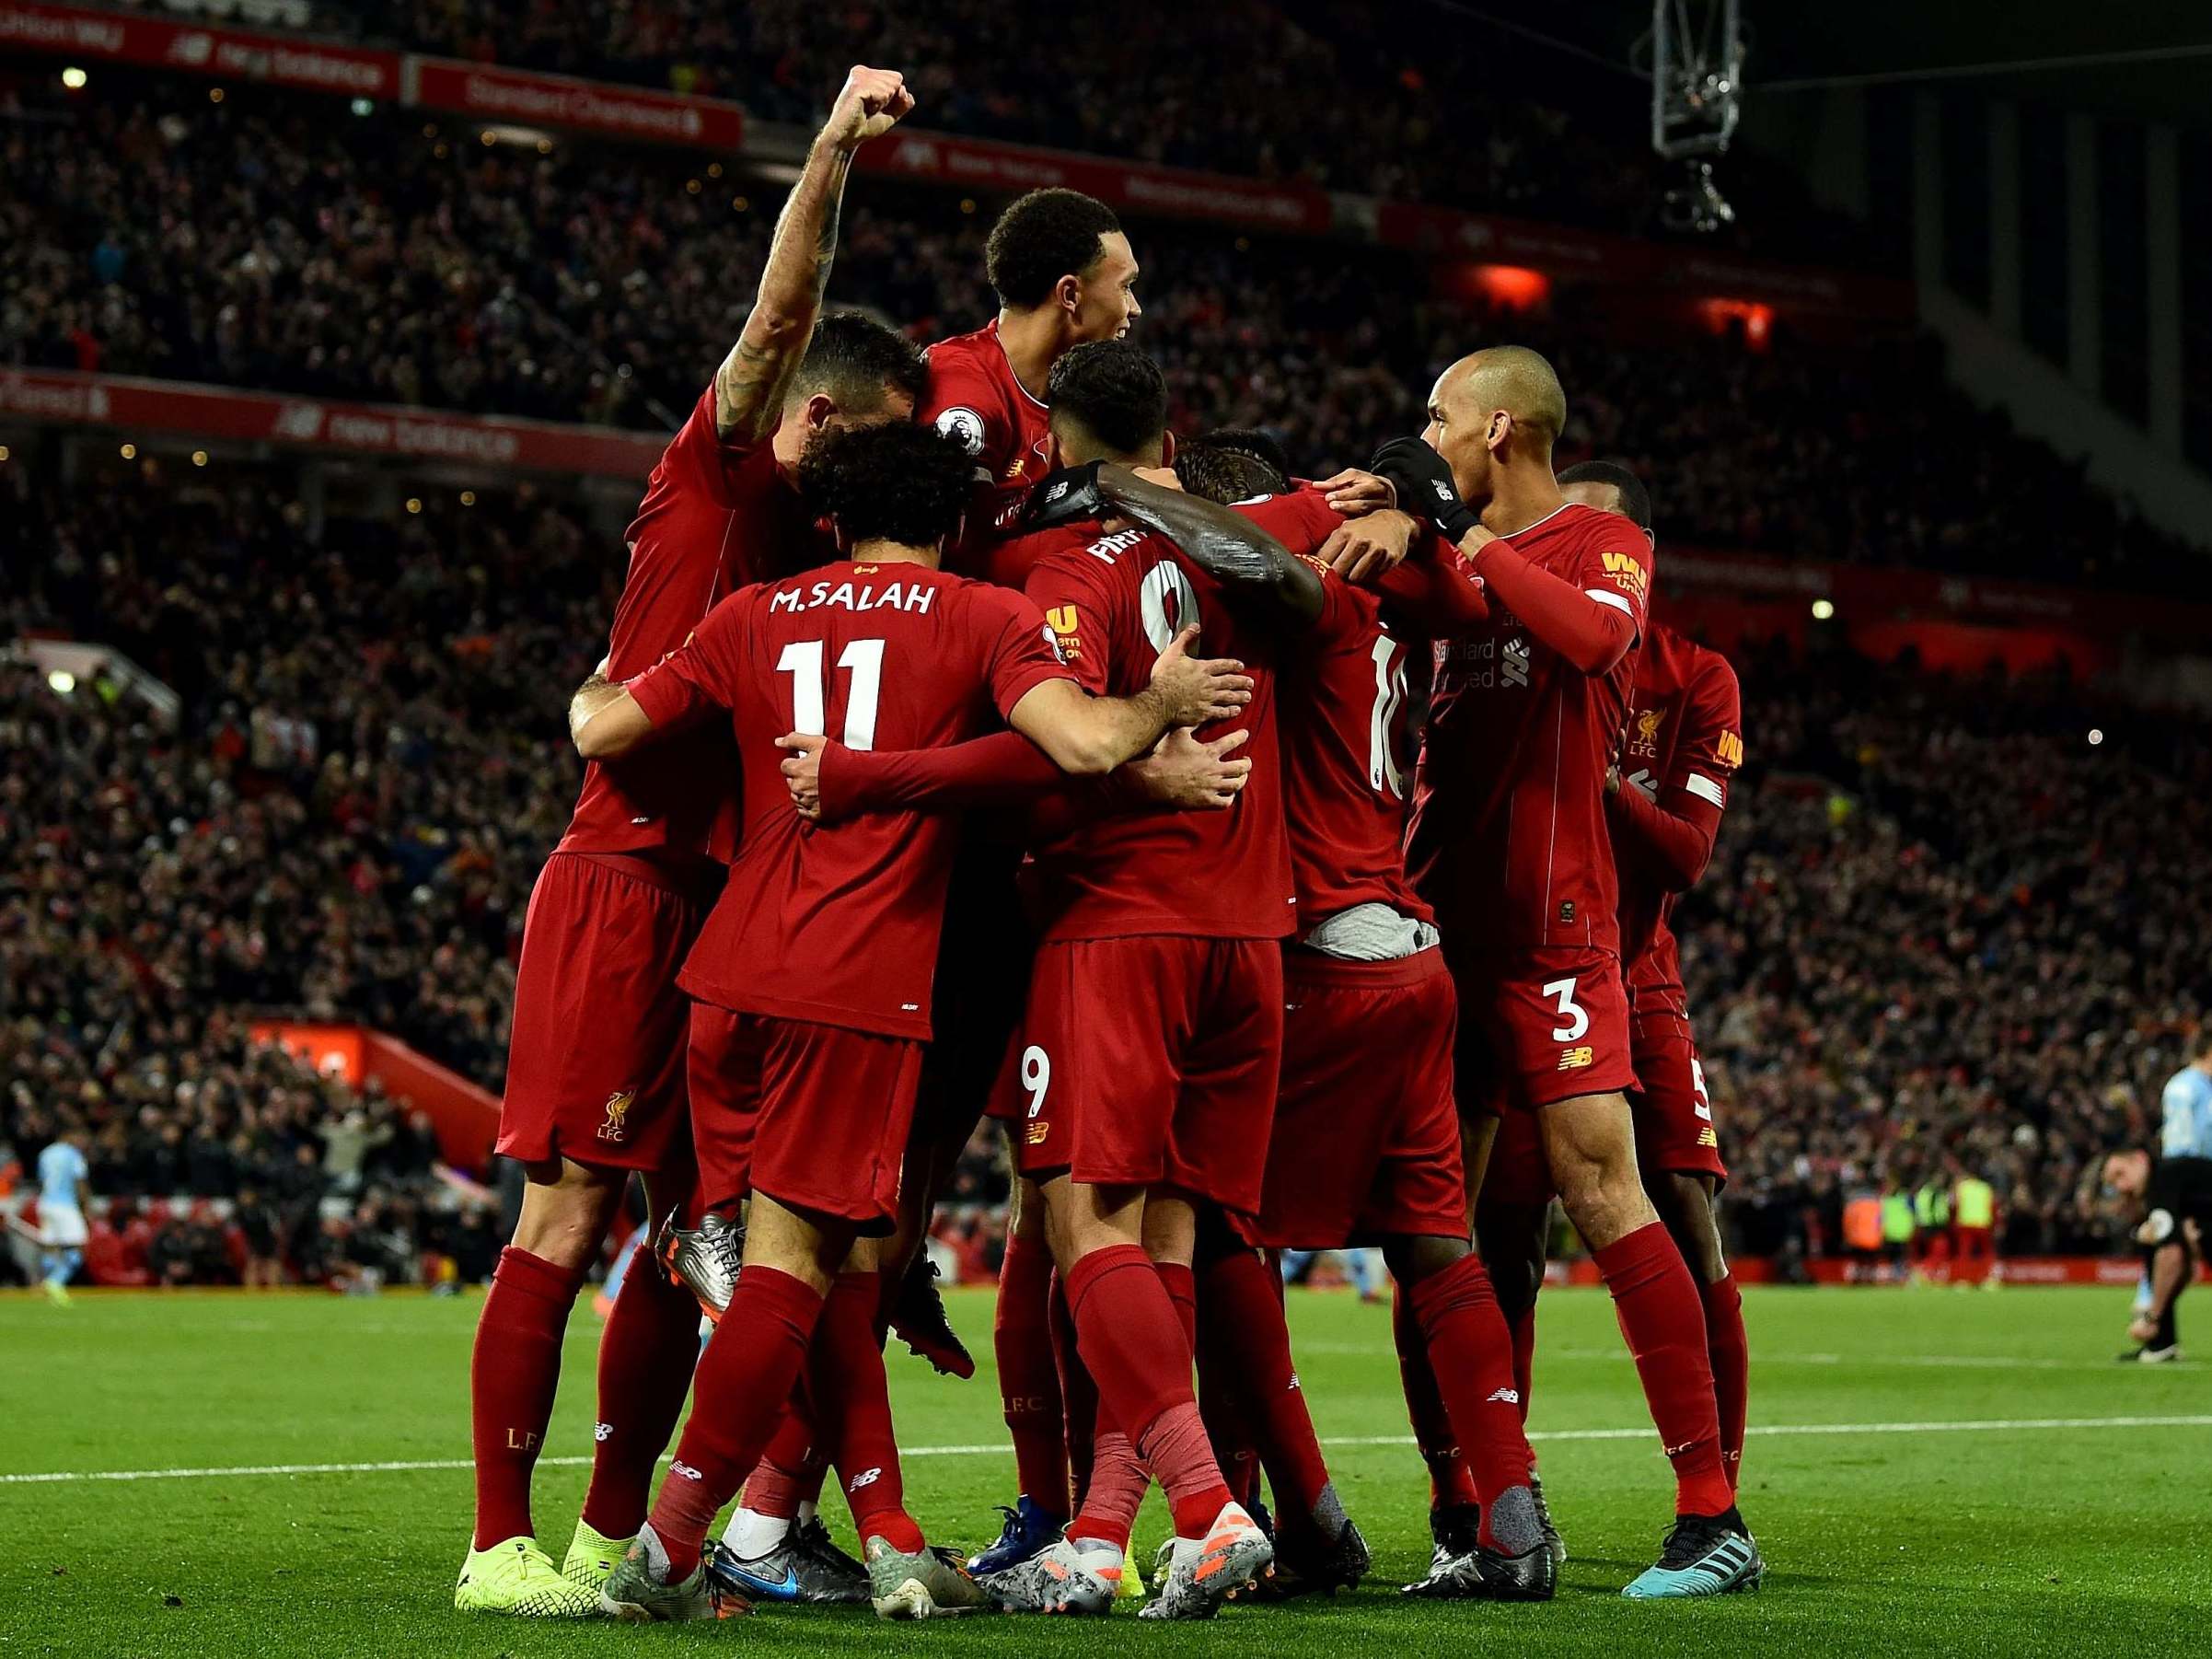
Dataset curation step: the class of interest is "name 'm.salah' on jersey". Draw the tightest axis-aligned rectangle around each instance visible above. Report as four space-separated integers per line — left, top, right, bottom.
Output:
1008 520 1295 944
1407 501 1655 952
626 560 1072 1039
1616 627 1743 1006
921 320 1054 567
1230 490 1433 934
556 382 828 864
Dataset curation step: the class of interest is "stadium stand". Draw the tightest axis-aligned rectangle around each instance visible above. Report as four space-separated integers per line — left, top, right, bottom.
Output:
6 78 2202 591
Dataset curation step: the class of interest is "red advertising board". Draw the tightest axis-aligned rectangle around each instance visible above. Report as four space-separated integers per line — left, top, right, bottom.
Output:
0 0 395 97
1 368 666 479
1376 198 1915 318
407 56 744 151
862 129 1334 237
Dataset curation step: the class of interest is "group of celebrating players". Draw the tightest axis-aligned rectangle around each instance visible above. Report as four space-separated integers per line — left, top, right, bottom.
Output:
453 64 1761 1624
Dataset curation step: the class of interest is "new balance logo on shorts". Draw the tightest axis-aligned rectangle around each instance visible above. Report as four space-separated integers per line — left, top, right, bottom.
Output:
1558 1045 1594 1070
671 1460 704 1480
594 1421 613 1442
1487 1386 1522 1405
848 1467 883 1491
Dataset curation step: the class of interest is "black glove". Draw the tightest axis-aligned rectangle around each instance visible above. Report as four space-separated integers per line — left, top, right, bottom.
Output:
1371 436 1479 543
1020 461 1108 530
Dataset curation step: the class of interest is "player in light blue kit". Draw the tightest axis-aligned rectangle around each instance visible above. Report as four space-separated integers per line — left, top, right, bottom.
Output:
36 1124 91 1306
2160 1030 2212 1161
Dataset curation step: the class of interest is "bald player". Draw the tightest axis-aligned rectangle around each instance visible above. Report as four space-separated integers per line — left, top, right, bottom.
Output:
1370 347 1759 1599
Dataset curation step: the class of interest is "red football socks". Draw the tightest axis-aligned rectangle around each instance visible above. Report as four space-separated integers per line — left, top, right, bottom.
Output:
1509 1297 1538 1422
995 1230 1070 1514
813 1271 923 1553
1701 1272 1749 1491
1199 1247 1338 1540
1156 1259 1199 1350
1592 1223 1732 1517
740 1400 819 1521
1069 1424 1148 1551
1048 1272 1098 1502
580 1251 701 1541
1064 1244 1228 1539
1407 1253 1541 1550
646 1266 824 1579
1139 1399 1235 1538
1393 1277 1477 1508
469 1247 586 1551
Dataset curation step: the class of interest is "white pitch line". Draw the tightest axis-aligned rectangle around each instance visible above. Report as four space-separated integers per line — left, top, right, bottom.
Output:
6 1414 2209 1489
1298 1341 2141 1373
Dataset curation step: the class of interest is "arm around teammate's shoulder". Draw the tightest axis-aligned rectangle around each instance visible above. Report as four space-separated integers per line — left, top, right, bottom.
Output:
1008 626 1252 774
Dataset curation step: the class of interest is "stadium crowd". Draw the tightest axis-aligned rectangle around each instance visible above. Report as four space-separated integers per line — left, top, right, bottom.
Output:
285 0 1678 242
5 80 2201 595
1 464 606 1283
3 459 2198 1285
1690 644 2212 1263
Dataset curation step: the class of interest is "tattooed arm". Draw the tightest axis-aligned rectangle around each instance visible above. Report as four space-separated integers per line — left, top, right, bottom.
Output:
712 65 915 444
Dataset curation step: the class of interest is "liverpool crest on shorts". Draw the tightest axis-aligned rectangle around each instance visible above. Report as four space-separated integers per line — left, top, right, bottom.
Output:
597 1089 635 1143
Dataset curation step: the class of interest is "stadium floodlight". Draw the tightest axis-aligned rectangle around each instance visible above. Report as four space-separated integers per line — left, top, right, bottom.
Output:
1649 0 1743 232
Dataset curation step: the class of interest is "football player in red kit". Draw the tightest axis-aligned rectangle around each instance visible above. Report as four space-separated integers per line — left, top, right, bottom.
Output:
1371 348 1759 1597
456 64 921 1619
1146 436 1563 1602
874 187 1144 1411
923 188 1141 555
1574 460 1750 1492
566 421 1252 1622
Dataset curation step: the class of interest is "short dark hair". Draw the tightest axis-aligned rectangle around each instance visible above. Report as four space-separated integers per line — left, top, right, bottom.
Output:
1558 458 1653 531
1175 428 1291 505
788 310 928 414
1048 340 1167 458
797 422 973 549
985 189 1122 309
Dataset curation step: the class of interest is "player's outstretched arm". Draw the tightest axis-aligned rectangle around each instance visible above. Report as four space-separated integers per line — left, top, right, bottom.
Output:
1011 627 1250 774
778 725 1251 823
1372 436 1637 675
1605 777 1722 891
570 673 656 760
712 65 914 444
1099 464 1325 626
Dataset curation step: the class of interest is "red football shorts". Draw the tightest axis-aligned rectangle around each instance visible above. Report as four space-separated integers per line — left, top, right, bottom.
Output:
498 852 709 1173
1252 947 1467 1247
1627 997 1727 1187
687 1004 924 1231
1015 935 1283 1216
1449 943 1638 1116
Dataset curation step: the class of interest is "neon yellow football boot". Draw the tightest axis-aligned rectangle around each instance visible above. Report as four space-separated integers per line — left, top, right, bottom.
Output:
454 1535 598 1617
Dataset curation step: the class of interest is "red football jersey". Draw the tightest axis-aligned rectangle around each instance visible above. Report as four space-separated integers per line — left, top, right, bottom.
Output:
1013 521 1295 944
1233 491 1436 934
627 559 1071 1039
921 320 1054 568
1616 625 1743 1002
556 383 828 864
1406 501 1657 951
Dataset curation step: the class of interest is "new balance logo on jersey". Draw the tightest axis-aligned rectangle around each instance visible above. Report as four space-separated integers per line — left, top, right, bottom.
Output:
1502 636 1531 688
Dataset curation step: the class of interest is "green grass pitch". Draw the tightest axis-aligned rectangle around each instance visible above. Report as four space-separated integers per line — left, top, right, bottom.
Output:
3 1283 2205 1656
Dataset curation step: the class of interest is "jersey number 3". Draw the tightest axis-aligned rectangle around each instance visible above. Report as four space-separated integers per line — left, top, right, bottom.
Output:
779 638 886 750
